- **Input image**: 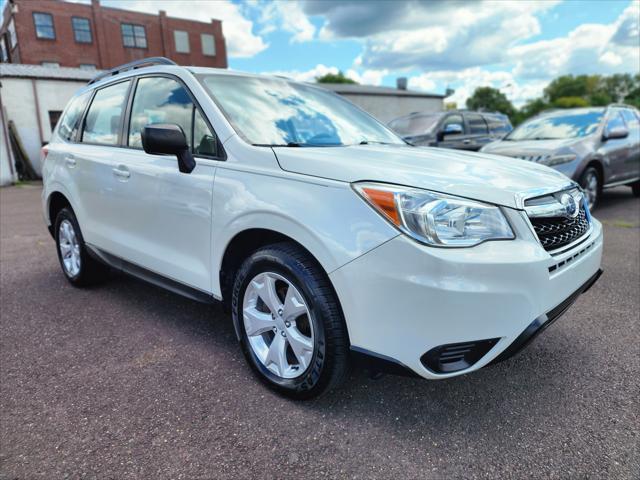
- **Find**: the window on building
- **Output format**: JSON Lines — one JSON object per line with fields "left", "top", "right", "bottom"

{"left": 8, "top": 20, "right": 17, "bottom": 48}
{"left": 466, "top": 113, "right": 488, "bottom": 134}
{"left": 174, "top": 30, "right": 189, "bottom": 53}
{"left": 82, "top": 80, "right": 131, "bottom": 145}
{"left": 33, "top": 12, "right": 55, "bottom": 40}
{"left": 41, "top": 61, "right": 60, "bottom": 67}
{"left": 79, "top": 64, "right": 96, "bottom": 70}
{"left": 121, "top": 23, "right": 147, "bottom": 48}
{"left": 48, "top": 111, "right": 63, "bottom": 134}
{"left": 127, "top": 76, "right": 217, "bottom": 156}
{"left": 201, "top": 33, "right": 215, "bottom": 56}
{"left": 57, "top": 91, "right": 92, "bottom": 142}
{"left": 72, "top": 17, "right": 92, "bottom": 43}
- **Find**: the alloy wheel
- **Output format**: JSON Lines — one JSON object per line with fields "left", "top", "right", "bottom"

{"left": 58, "top": 219, "right": 81, "bottom": 277}
{"left": 242, "top": 272, "right": 315, "bottom": 379}
{"left": 583, "top": 171, "right": 599, "bottom": 210}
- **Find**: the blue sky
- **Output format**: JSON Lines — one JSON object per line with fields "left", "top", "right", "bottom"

{"left": 5, "top": 0, "right": 639, "bottom": 106}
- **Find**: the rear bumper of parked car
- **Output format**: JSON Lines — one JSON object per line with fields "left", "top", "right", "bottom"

{"left": 330, "top": 218, "right": 603, "bottom": 379}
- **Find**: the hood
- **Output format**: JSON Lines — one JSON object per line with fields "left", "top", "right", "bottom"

{"left": 273, "top": 144, "right": 573, "bottom": 209}
{"left": 481, "top": 138, "right": 581, "bottom": 159}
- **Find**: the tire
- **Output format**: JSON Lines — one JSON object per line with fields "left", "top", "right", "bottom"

{"left": 231, "top": 242, "right": 350, "bottom": 399}
{"left": 580, "top": 166, "right": 601, "bottom": 210}
{"left": 632, "top": 181, "right": 640, "bottom": 198}
{"left": 54, "top": 207, "right": 108, "bottom": 286}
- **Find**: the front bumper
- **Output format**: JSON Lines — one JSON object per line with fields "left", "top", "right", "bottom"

{"left": 330, "top": 216, "right": 603, "bottom": 380}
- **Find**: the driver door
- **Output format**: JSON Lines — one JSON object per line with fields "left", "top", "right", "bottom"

{"left": 109, "top": 75, "right": 221, "bottom": 292}
{"left": 436, "top": 114, "right": 468, "bottom": 149}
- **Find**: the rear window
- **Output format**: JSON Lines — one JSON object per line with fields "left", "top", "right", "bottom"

{"left": 466, "top": 113, "right": 488, "bottom": 134}
{"left": 484, "top": 115, "right": 512, "bottom": 135}
{"left": 56, "top": 91, "right": 92, "bottom": 142}
{"left": 82, "top": 80, "right": 131, "bottom": 146}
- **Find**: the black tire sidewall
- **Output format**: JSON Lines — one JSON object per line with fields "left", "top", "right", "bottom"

{"left": 232, "top": 248, "right": 336, "bottom": 398}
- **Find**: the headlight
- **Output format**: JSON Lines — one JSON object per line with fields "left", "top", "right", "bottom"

{"left": 540, "top": 154, "right": 577, "bottom": 166}
{"left": 353, "top": 182, "right": 514, "bottom": 247}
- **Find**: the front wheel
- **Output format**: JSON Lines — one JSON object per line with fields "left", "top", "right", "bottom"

{"left": 232, "top": 243, "right": 350, "bottom": 399}
{"left": 580, "top": 167, "right": 600, "bottom": 210}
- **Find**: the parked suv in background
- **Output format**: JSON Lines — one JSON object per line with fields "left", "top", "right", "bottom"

{"left": 43, "top": 58, "right": 602, "bottom": 399}
{"left": 481, "top": 106, "right": 640, "bottom": 209}
{"left": 388, "top": 110, "right": 512, "bottom": 150}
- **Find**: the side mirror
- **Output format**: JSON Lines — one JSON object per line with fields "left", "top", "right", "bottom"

{"left": 438, "top": 123, "right": 463, "bottom": 141}
{"left": 603, "top": 126, "right": 629, "bottom": 141}
{"left": 141, "top": 123, "right": 195, "bottom": 174}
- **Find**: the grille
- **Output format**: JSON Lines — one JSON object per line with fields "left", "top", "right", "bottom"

{"left": 530, "top": 206, "right": 589, "bottom": 251}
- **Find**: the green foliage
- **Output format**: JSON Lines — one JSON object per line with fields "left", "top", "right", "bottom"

{"left": 465, "top": 87, "right": 516, "bottom": 118}
{"left": 473, "top": 73, "right": 640, "bottom": 126}
{"left": 315, "top": 71, "right": 357, "bottom": 84}
{"left": 444, "top": 101, "right": 457, "bottom": 110}
{"left": 552, "top": 96, "right": 590, "bottom": 108}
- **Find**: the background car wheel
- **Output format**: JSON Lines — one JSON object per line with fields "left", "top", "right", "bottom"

{"left": 580, "top": 167, "right": 601, "bottom": 210}
{"left": 232, "top": 242, "right": 350, "bottom": 399}
{"left": 54, "top": 207, "right": 108, "bottom": 286}
{"left": 631, "top": 181, "right": 640, "bottom": 198}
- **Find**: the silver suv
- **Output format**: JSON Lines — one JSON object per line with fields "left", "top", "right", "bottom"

{"left": 481, "top": 105, "right": 640, "bottom": 208}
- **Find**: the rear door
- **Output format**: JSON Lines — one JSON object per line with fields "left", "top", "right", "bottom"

{"left": 73, "top": 79, "right": 133, "bottom": 250}
{"left": 107, "top": 75, "right": 220, "bottom": 292}
{"left": 463, "top": 112, "right": 491, "bottom": 151}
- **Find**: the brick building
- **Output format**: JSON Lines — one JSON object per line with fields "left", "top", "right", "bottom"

{"left": 0, "top": 0, "right": 227, "bottom": 69}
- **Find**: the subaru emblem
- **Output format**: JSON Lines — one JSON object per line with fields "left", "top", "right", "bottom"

{"left": 560, "top": 193, "right": 579, "bottom": 218}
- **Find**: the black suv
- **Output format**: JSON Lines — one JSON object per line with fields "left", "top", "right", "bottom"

{"left": 388, "top": 110, "right": 512, "bottom": 151}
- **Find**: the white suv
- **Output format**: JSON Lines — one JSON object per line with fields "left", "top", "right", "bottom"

{"left": 42, "top": 58, "right": 603, "bottom": 399}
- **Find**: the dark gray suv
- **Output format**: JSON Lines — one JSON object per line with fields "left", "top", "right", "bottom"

{"left": 388, "top": 110, "right": 512, "bottom": 151}
{"left": 481, "top": 105, "right": 640, "bottom": 208}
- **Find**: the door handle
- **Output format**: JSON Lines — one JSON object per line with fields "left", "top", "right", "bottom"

{"left": 65, "top": 156, "right": 77, "bottom": 167}
{"left": 112, "top": 166, "right": 130, "bottom": 179}
{"left": 463, "top": 139, "right": 472, "bottom": 144}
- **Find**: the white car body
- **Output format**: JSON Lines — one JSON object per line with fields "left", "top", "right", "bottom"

{"left": 42, "top": 65, "right": 603, "bottom": 381}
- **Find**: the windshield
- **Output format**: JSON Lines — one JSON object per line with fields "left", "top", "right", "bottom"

{"left": 199, "top": 74, "right": 404, "bottom": 147}
{"left": 389, "top": 114, "right": 440, "bottom": 137}
{"left": 507, "top": 110, "right": 604, "bottom": 140}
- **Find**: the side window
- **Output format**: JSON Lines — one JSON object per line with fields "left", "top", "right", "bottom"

{"left": 606, "top": 111, "right": 625, "bottom": 132}
{"left": 57, "top": 91, "right": 92, "bottom": 142}
{"left": 620, "top": 109, "right": 639, "bottom": 130}
{"left": 442, "top": 114, "right": 464, "bottom": 134}
{"left": 128, "top": 77, "right": 193, "bottom": 149}
{"left": 485, "top": 116, "right": 511, "bottom": 135}
{"left": 82, "top": 80, "right": 130, "bottom": 145}
{"left": 467, "top": 113, "right": 488, "bottom": 135}
{"left": 193, "top": 109, "right": 217, "bottom": 156}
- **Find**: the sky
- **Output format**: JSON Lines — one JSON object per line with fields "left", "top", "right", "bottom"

{"left": 5, "top": 0, "right": 639, "bottom": 107}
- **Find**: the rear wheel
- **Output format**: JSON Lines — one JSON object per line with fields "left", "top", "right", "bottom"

{"left": 580, "top": 167, "right": 600, "bottom": 210}
{"left": 232, "top": 243, "right": 350, "bottom": 399}
{"left": 54, "top": 208, "right": 108, "bottom": 286}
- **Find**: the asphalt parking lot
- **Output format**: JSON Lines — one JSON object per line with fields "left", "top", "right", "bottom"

{"left": 1, "top": 183, "right": 638, "bottom": 479}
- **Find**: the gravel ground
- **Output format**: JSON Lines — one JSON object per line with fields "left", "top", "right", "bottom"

{"left": 1, "top": 183, "right": 638, "bottom": 479}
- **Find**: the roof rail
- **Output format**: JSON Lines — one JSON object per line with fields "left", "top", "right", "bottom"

{"left": 89, "top": 57, "right": 177, "bottom": 85}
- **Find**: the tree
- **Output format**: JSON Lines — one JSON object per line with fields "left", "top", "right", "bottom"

{"left": 444, "top": 102, "right": 457, "bottom": 110}
{"left": 552, "top": 96, "right": 590, "bottom": 108}
{"left": 315, "top": 71, "right": 357, "bottom": 84}
{"left": 465, "top": 87, "right": 516, "bottom": 118}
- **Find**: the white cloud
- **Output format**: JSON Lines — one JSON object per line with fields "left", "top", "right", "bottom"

{"left": 98, "top": 0, "right": 268, "bottom": 57}
{"left": 262, "top": 64, "right": 339, "bottom": 82}
{"left": 259, "top": 1, "right": 316, "bottom": 43}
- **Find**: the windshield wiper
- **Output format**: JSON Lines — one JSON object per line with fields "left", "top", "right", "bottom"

{"left": 358, "top": 140, "right": 396, "bottom": 146}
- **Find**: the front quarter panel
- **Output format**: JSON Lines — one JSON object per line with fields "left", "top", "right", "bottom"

{"left": 210, "top": 142, "right": 399, "bottom": 297}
